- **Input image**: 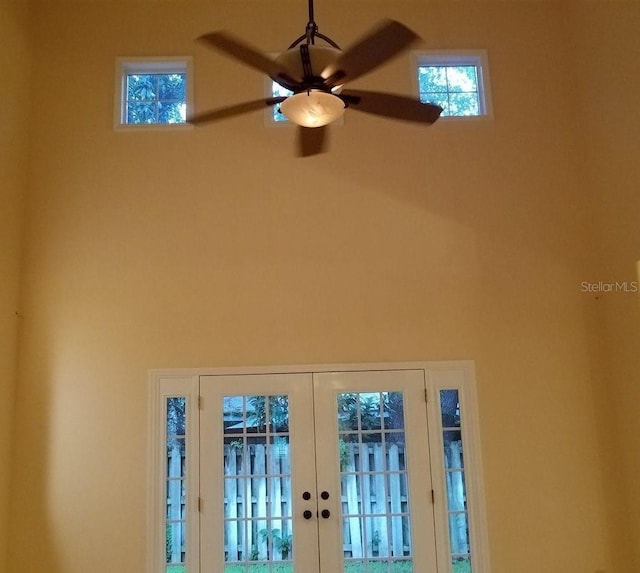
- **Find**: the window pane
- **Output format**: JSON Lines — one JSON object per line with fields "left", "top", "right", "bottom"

{"left": 448, "top": 511, "right": 471, "bottom": 557}
{"left": 272, "top": 81, "right": 292, "bottom": 122}
{"left": 127, "top": 102, "right": 156, "bottom": 124}
{"left": 446, "top": 470, "right": 467, "bottom": 512}
{"left": 382, "top": 392, "right": 404, "bottom": 430}
{"left": 167, "top": 398, "right": 186, "bottom": 436}
{"left": 418, "top": 61, "right": 483, "bottom": 117}
{"left": 166, "top": 397, "right": 186, "bottom": 567}
{"left": 127, "top": 74, "right": 156, "bottom": 100}
{"left": 440, "top": 390, "right": 460, "bottom": 428}
{"left": 418, "top": 66, "right": 448, "bottom": 93}
{"left": 269, "top": 395, "right": 289, "bottom": 433}
{"left": 440, "top": 390, "right": 473, "bottom": 573}
{"left": 446, "top": 66, "right": 478, "bottom": 93}
{"left": 448, "top": 93, "right": 479, "bottom": 116}
{"left": 159, "top": 102, "right": 186, "bottom": 124}
{"left": 158, "top": 73, "right": 186, "bottom": 100}
{"left": 338, "top": 393, "right": 360, "bottom": 432}
{"left": 419, "top": 92, "right": 448, "bottom": 113}
{"left": 359, "top": 393, "right": 382, "bottom": 430}
{"left": 337, "top": 392, "right": 413, "bottom": 573}
{"left": 222, "top": 395, "right": 294, "bottom": 570}
{"left": 121, "top": 65, "right": 189, "bottom": 126}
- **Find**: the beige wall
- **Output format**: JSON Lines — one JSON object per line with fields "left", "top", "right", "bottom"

{"left": 4, "top": 1, "right": 638, "bottom": 572}
{"left": 568, "top": 4, "right": 640, "bottom": 566}
{"left": 0, "top": 2, "right": 30, "bottom": 571}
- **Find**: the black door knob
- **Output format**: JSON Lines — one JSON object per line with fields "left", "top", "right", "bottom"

{"left": 321, "top": 509, "right": 330, "bottom": 519}
{"left": 303, "top": 510, "right": 313, "bottom": 520}
{"left": 302, "top": 491, "right": 311, "bottom": 500}
{"left": 321, "top": 491, "right": 330, "bottom": 500}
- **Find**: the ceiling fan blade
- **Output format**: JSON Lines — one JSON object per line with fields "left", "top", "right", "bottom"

{"left": 189, "top": 97, "right": 287, "bottom": 124}
{"left": 198, "top": 31, "right": 303, "bottom": 87}
{"left": 341, "top": 90, "right": 443, "bottom": 124}
{"left": 297, "top": 125, "right": 328, "bottom": 157}
{"left": 321, "top": 19, "right": 419, "bottom": 86}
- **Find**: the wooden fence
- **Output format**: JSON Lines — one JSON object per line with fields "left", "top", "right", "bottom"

{"left": 166, "top": 440, "right": 465, "bottom": 563}
{"left": 219, "top": 442, "right": 410, "bottom": 561}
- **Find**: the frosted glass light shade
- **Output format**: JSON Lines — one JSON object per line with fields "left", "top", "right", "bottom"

{"left": 279, "top": 90, "right": 346, "bottom": 128}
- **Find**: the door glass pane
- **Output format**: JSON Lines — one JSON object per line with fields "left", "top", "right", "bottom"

{"left": 337, "top": 392, "right": 413, "bottom": 573}
{"left": 166, "top": 397, "right": 186, "bottom": 572}
{"left": 223, "top": 395, "right": 293, "bottom": 573}
{"left": 440, "top": 389, "right": 472, "bottom": 573}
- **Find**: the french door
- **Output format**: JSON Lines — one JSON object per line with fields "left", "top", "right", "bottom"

{"left": 199, "top": 370, "right": 438, "bottom": 573}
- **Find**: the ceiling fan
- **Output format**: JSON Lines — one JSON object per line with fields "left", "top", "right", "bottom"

{"left": 190, "top": 0, "right": 443, "bottom": 156}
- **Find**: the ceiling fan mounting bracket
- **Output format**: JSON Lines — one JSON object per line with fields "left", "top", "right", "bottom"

{"left": 288, "top": 24, "right": 341, "bottom": 50}
{"left": 286, "top": 0, "right": 341, "bottom": 49}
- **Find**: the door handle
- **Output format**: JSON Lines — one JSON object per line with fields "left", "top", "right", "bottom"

{"left": 321, "top": 509, "right": 330, "bottom": 519}
{"left": 303, "top": 510, "right": 313, "bottom": 520}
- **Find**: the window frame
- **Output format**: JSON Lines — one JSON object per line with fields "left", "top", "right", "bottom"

{"left": 414, "top": 50, "right": 493, "bottom": 120}
{"left": 148, "top": 361, "right": 489, "bottom": 573}
{"left": 426, "top": 364, "right": 491, "bottom": 573}
{"left": 147, "top": 374, "right": 200, "bottom": 573}
{"left": 115, "top": 57, "right": 194, "bottom": 130}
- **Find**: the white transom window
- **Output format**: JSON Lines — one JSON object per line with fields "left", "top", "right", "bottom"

{"left": 115, "top": 57, "right": 193, "bottom": 128}
{"left": 416, "top": 51, "right": 492, "bottom": 118}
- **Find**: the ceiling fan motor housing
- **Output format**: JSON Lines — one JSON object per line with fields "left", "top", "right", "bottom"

{"left": 272, "top": 45, "right": 343, "bottom": 93}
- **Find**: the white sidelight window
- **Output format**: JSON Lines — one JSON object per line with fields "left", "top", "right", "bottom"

{"left": 148, "top": 362, "right": 489, "bottom": 573}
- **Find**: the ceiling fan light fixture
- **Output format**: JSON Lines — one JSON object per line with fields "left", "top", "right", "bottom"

{"left": 280, "top": 90, "right": 345, "bottom": 128}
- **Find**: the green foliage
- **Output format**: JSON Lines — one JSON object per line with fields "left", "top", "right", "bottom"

{"left": 452, "top": 558, "right": 472, "bottom": 573}
{"left": 167, "top": 397, "right": 186, "bottom": 436}
{"left": 247, "top": 395, "right": 289, "bottom": 432}
{"left": 337, "top": 393, "right": 379, "bottom": 431}
{"left": 225, "top": 564, "right": 292, "bottom": 573}
{"left": 337, "top": 392, "right": 406, "bottom": 432}
{"left": 337, "top": 391, "right": 406, "bottom": 469}
{"left": 343, "top": 560, "right": 413, "bottom": 573}
{"left": 370, "top": 530, "right": 381, "bottom": 554}
{"left": 338, "top": 438, "right": 349, "bottom": 471}
{"left": 418, "top": 64, "right": 480, "bottom": 117}
{"left": 126, "top": 73, "right": 186, "bottom": 124}
{"left": 223, "top": 560, "right": 416, "bottom": 573}
{"left": 166, "top": 524, "right": 172, "bottom": 563}
{"left": 259, "top": 528, "right": 293, "bottom": 559}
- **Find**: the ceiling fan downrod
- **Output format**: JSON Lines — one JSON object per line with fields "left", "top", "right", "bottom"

{"left": 288, "top": 0, "right": 340, "bottom": 50}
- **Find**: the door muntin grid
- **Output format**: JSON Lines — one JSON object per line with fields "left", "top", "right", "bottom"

{"left": 440, "top": 389, "right": 472, "bottom": 573}
{"left": 166, "top": 397, "right": 187, "bottom": 571}
{"left": 222, "top": 395, "right": 294, "bottom": 573}
{"left": 336, "top": 392, "right": 413, "bottom": 573}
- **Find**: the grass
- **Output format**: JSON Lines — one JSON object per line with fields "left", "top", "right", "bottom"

{"left": 222, "top": 560, "right": 414, "bottom": 573}
{"left": 452, "top": 558, "right": 472, "bottom": 573}
{"left": 168, "top": 558, "right": 471, "bottom": 573}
